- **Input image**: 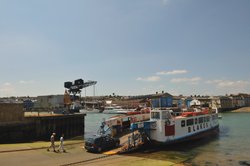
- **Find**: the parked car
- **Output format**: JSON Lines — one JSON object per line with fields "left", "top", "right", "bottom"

{"left": 85, "top": 134, "right": 120, "bottom": 153}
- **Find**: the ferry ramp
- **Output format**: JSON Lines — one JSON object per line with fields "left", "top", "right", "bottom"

{"left": 102, "top": 130, "right": 145, "bottom": 155}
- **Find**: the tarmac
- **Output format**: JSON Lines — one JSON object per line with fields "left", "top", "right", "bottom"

{"left": 0, "top": 138, "right": 183, "bottom": 166}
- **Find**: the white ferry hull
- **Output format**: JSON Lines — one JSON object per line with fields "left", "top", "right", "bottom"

{"left": 131, "top": 105, "right": 220, "bottom": 146}
{"left": 151, "top": 124, "right": 219, "bottom": 145}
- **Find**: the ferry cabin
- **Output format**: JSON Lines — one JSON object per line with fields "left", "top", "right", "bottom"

{"left": 148, "top": 109, "right": 219, "bottom": 144}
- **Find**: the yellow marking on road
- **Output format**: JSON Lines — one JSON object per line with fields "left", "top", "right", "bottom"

{"left": 103, "top": 151, "right": 117, "bottom": 155}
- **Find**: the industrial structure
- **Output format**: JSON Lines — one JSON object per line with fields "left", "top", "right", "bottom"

{"left": 64, "top": 79, "right": 97, "bottom": 112}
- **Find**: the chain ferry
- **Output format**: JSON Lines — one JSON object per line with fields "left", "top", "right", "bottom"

{"left": 131, "top": 100, "right": 219, "bottom": 145}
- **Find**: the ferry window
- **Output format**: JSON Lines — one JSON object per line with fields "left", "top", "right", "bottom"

{"left": 203, "top": 123, "right": 205, "bottom": 128}
{"left": 197, "top": 125, "right": 199, "bottom": 130}
{"left": 206, "top": 123, "right": 208, "bottom": 128}
{"left": 162, "top": 111, "right": 167, "bottom": 119}
{"left": 203, "top": 117, "right": 206, "bottom": 122}
{"left": 195, "top": 118, "right": 198, "bottom": 124}
{"left": 198, "top": 117, "right": 204, "bottom": 123}
{"left": 181, "top": 120, "right": 185, "bottom": 127}
{"left": 151, "top": 112, "right": 160, "bottom": 119}
{"left": 212, "top": 115, "right": 218, "bottom": 120}
{"left": 188, "top": 127, "right": 191, "bottom": 133}
{"left": 200, "top": 124, "right": 203, "bottom": 129}
{"left": 207, "top": 117, "right": 210, "bottom": 121}
{"left": 187, "top": 119, "right": 194, "bottom": 126}
{"left": 162, "top": 111, "right": 171, "bottom": 119}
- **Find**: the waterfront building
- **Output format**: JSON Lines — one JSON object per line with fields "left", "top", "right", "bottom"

{"left": 230, "top": 94, "right": 245, "bottom": 108}
{"left": 238, "top": 93, "right": 250, "bottom": 107}
{"left": 185, "top": 97, "right": 193, "bottom": 108}
{"left": 210, "top": 96, "right": 221, "bottom": 109}
{"left": 150, "top": 92, "right": 173, "bottom": 108}
{"left": 36, "top": 95, "right": 64, "bottom": 110}
{"left": 219, "top": 96, "right": 234, "bottom": 111}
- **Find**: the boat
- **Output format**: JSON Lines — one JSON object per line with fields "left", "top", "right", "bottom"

{"left": 131, "top": 100, "right": 219, "bottom": 145}
{"left": 103, "top": 105, "right": 129, "bottom": 114}
{"left": 79, "top": 108, "right": 102, "bottom": 114}
{"left": 126, "top": 107, "right": 151, "bottom": 115}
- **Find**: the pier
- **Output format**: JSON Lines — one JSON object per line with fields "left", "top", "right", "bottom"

{"left": 0, "top": 103, "right": 85, "bottom": 143}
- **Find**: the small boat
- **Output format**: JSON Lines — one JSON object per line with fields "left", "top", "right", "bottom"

{"left": 103, "top": 106, "right": 129, "bottom": 114}
{"left": 126, "top": 107, "right": 151, "bottom": 115}
{"left": 79, "top": 107, "right": 102, "bottom": 114}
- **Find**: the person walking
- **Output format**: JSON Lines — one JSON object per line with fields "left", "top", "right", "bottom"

{"left": 47, "top": 133, "right": 56, "bottom": 152}
{"left": 58, "top": 134, "right": 66, "bottom": 153}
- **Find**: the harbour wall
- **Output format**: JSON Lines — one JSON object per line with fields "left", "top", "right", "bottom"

{"left": 0, "top": 103, "right": 85, "bottom": 143}
{"left": 0, "top": 103, "right": 24, "bottom": 122}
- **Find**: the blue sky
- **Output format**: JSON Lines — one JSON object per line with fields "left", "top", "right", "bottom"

{"left": 0, "top": 0, "right": 250, "bottom": 97}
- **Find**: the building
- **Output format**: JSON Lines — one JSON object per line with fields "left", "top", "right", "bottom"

{"left": 172, "top": 96, "right": 185, "bottom": 108}
{"left": 196, "top": 96, "right": 221, "bottom": 109}
{"left": 185, "top": 97, "right": 193, "bottom": 108}
{"left": 230, "top": 94, "right": 245, "bottom": 108}
{"left": 150, "top": 92, "right": 173, "bottom": 108}
{"left": 219, "top": 96, "right": 234, "bottom": 111}
{"left": 35, "top": 95, "right": 64, "bottom": 110}
{"left": 238, "top": 93, "right": 250, "bottom": 107}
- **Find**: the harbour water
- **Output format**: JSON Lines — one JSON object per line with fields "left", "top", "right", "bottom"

{"left": 84, "top": 112, "right": 250, "bottom": 165}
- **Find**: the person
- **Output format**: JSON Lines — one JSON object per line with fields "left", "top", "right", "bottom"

{"left": 47, "top": 133, "right": 56, "bottom": 152}
{"left": 58, "top": 134, "right": 66, "bottom": 152}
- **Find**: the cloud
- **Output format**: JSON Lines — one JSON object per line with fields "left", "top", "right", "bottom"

{"left": 170, "top": 77, "right": 201, "bottom": 84}
{"left": 206, "top": 79, "right": 250, "bottom": 88}
{"left": 4, "top": 82, "right": 12, "bottom": 86}
{"left": 19, "top": 80, "right": 35, "bottom": 84}
{"left": 156, "top": 70, "right": 188, "bottom": 75}
{"left": 136, "top": 76, "right": 161, "bottom": 82}
{"left": 0, "top": 82, "right": 15, "bottom": 96}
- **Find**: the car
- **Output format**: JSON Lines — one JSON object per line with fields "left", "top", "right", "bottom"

{"left": 85, "top": 134, "right": 120, "bottom": 153}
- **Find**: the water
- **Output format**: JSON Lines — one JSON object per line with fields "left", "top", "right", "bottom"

{"left": 84, "top": 113, "right": 115, "bottom": 138}
{"left": 187, "top": 112, "right": 250, "bottom": 165}
{"left": 84, "top": 112, "right": 250, "bottom": 165}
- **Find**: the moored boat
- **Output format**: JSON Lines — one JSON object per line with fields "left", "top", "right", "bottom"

{"left": 79, "top": 108, "right": 102, "bottom": 114}
{"left": 103, "top": 106, "right": 129, "bottom": 114}
{"left": 131, "top": 100, "right": 219, "bottom": 145}
{"left": 126, "top": 107, "right": 151, "bottom": 115}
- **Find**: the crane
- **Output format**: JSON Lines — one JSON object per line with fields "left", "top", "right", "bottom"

{"left": 64, "top": 79, "right": 97, "bottom": 112}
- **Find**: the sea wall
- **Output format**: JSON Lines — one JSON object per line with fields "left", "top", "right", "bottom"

{"left": 0, "top": 103, "right": 24, "bottom": 122}
{"left": 0, "top": 111, "right": 85, "bottom": 143}
{"left": 27, "top": 114, "right": 85, "bottom": 140}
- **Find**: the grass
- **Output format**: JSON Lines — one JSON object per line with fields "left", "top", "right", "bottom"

{"left": 0, "top": 137, "right": 84, "bottom": 151}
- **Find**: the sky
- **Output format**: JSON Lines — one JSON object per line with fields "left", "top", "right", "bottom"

{"left": 0, "top": 0, "right": 250, "bottom": 97}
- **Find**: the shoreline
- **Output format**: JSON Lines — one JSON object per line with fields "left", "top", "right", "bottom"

{"left": 231, "top": 107, "right": 250, "bottom": 113}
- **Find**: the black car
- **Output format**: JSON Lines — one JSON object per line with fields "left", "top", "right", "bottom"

{"left": 85, "top": 135, "right": 120, "bottom": 153}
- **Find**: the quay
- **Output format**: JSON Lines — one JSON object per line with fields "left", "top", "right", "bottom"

{"left": 0, "top": 139, "right": 183, "bottom": 166}
{"left": 0, "top": 103, "right": 85, "bottom": 143}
